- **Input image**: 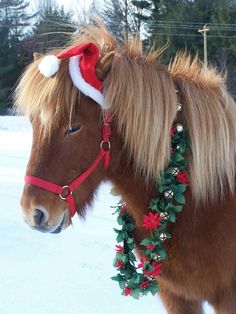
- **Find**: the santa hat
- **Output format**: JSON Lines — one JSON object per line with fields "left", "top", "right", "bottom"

{"left": 38, "top": 42, "right": 104, "bottom": 107}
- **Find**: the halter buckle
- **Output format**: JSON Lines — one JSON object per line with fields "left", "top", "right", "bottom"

{"left": 59, "top": 185, "right": 72, "bottom": 200}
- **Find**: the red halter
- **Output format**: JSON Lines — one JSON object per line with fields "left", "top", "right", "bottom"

{"left": 24, "top": 113, "right": 112, "bottom": 217}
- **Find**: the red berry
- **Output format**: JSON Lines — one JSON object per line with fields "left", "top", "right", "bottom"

{"left": 116, "top": 260, "right": 124, "bottom": 269}
{"left": 140, "top": 281, "right": 150, "bottom": 289}
{"left": 124, "top": 287, "right": 132, "bottom": 296}
{"left": 120, "top": 203, "right": 127, "bottom": 215}
{"left": 146, "top": 244, "right": 155, "bottom": 250}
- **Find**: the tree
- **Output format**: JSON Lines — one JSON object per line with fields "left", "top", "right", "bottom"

{"left": 0, "top": 0, "right": 34, "bottom": 113}
{"left": 131, "top": 0, "right": 152, "bottom": 33}
{"left": 147, "top": 0, "right": 236, "bottom": 96}
{"left": 102, "top": 0, "right": 151, "bottom": 40}
{"left": 148, "top": 0, "right": 236, "bottom": 61}
{"left": 32, "top": 0, "right": 76, "bottom": 53}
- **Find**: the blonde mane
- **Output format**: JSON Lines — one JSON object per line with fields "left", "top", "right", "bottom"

{"left": 14, "top": 23, "right": 236, "bottom": 203}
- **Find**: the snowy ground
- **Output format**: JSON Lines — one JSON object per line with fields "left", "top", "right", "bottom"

{"left": 0, "top": 116, "right": 214, "bottom": 314}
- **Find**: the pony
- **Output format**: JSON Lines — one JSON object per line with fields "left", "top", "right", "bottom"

{"left": 14, "top": 23, "right": 236, "bottom": 313}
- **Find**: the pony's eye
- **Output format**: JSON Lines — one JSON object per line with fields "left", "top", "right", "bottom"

{"left": 65, "top": 125, "right": 81, "bottom": 136}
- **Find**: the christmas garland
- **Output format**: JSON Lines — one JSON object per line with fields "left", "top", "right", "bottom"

{"left": 112, "top": 122, "right": 190, "bottom": 299}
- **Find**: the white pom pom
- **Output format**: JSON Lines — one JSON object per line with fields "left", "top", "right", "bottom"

{"left": 38, "top": 55, "right": 60, "bottom": 77}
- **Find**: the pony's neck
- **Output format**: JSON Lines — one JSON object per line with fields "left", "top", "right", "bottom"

{"left": 109, "top": 161, "right": 155, "bottom": 240}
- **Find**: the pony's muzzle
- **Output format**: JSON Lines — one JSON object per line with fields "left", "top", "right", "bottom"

{"left": 20, "top": 185, "right": 70, "bottom": 234}
{"left": 30, "top": 206, "right": 67, "bottom": 234}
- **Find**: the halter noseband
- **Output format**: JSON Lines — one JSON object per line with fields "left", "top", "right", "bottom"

{"left": 24, "top": 113, "right": 112, "bottom": 217}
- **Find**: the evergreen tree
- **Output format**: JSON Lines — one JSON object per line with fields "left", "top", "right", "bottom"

{"left": 0, "top": 0, "right": 33, "bottom": 113}
{"left": 32, "top": 0, "right": 76, "bottom": 53}
{"left": 147, "top": 0, "right": 236, "bottom": 95}
{"left": 131, "top": 0, "right": 151, "bottom": 33}
{"left": 148, "top": 0, "right": 236, "bottom": 63}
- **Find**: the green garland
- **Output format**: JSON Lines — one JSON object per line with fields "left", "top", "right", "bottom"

{"left": 112, "top": 123, "right": 190, "bottom": 299}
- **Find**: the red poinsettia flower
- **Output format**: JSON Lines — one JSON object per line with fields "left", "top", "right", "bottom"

{"left": 140, "top": 281, "right": 150, "bottom": 289}
{"left": 137, "top": 256, "right": 149, "bottom": 269}
{"left": 115, "top": 245, "right": 123, "bottom": 253}
{"left": 116, "top": 260, "right": 124, "bottom": 269}
{"left": 143, "top": 212, "right": 161, "bottom": 230}
{"left": 144, "top": 262, "right": 162, "bottom": 277}
{"left": 124, "top": 287, "right": 132, "bottom": 296}
{"left": 146, "top": 244, "right": 155, "bottom": 250}
{"left": 170, "top": 126, "right": 175, "bottom": 137}
{"left": 176, "top": 171, "right": 189, "bottom": 185}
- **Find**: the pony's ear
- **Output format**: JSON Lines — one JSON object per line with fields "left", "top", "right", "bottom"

{"left": 33, "top": 52, "right": 42, "bottom": 61}
{"left": 96, "top": 51, "right": 115, "bottom": 80}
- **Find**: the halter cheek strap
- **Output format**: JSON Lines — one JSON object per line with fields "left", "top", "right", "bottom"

{"left": 24, "top": 116, "right": 111, "bottom": 217}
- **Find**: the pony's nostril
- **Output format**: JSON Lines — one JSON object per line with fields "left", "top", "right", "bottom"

{"left": 34, "top": 208, "right": 46, "bottom": 226}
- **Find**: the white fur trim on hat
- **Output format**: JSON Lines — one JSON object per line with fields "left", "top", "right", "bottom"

{"left": 69, "top": 55, "right": 105, "bottom": 108}
{"left": 38, "top": 55, "right": 60, "bottom": 77}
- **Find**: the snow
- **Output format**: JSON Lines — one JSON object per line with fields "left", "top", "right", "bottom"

{"left": 0, "top": 116, "right": 214, "bottom": 314}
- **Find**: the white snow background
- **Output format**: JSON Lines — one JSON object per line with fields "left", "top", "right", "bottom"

{"left": 0, "top": 116, "right": 214, "bottom": 314}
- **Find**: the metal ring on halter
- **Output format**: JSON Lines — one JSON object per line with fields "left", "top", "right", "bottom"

{"left": 59, "top": 185, "right": 72, "bottom": 200}
{"left": 100, "top": 140, "right": 111, "bottom": 151}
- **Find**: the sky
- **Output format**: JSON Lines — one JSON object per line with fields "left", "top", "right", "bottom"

{"left": 54, "top": 0, "right": 104, "bottom": 22}
{"left": 57, "top": 0, "right": 103, "bottom": 12}
{"left": 57, "top": 0, "right": 90, "bottom": 10}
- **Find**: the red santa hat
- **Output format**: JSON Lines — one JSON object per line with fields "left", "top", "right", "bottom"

{"left": 38, "top": 42, "right": 104, "bottom": 107}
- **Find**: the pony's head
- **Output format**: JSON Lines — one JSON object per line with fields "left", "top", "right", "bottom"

{"left": 14, "top": 25, "right": 120, "bottom": 233}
